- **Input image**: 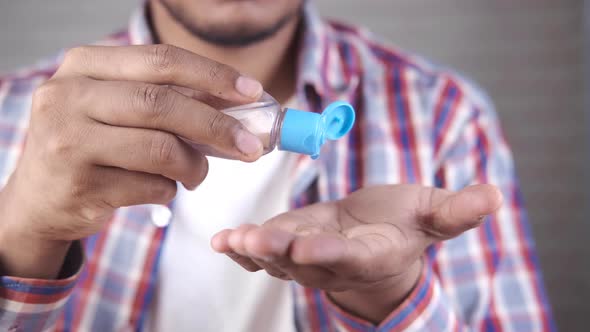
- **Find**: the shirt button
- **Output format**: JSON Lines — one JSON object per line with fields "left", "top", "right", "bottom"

{"left": 150, "top": 204, "right": 173, "bottom": 227}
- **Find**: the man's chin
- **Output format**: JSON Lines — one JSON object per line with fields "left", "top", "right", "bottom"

{"left": 167, "top": 7, "right": 298, "bottom": 47}
{"left": 157, "top": 0, "right": 302, "bottom": 47}
{"left": 186, "top": 20, "right": 292, "bottom": 47}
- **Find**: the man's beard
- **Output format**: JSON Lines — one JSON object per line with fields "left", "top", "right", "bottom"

{"left": 158, "top": 0, "right": 302, "bottom": 47}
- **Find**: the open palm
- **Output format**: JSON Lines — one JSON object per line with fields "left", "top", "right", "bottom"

{"left": 211, "top": 184, "right": 502, "bottom": 300}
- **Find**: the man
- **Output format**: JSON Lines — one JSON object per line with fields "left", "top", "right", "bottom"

{"left": 0, "top": 0, "right": 555, "bottom": 331}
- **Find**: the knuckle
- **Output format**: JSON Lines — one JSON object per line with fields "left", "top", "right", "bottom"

{"left": 32, "top": 80, "right": 63, "bottom": 112}
{"left": 62, "top": 46, "right": 88, "bottom": 66}
{"left": 417, "top": 187, "right": 446, "bottom": 236}
{"left": 45, "top": 132, "right": 74, "bottom": 157}
{"left": 66, "top": 174, "right": 112, "bottom": 225}
{"left": 416, "top": 187, "right": 435, "bottom": 219}
{"left": 208, "top": 62, "right": 230, "bottom": 81}
{"left": 33, "top": 78, "right": 85, "bottom": 115}
{"left": 149, "top": 133, "right": 179, "bottom": 167}
{"left": 68, "top": 172, "right": 91, "bottom": 198}
{"left": 135, "top": 84, "right": 174, "bottom": 121}
{"left": 206, "top": 111, "right": 234, "bottom": 140}
{"left": 77, "top": 203, "right": 113, "bottom": 224}
{"left": 32, "top": 79, "right": 89, "bottom": 160}
{"left": 147, "top": 44, "right": 179, "bottom": 74}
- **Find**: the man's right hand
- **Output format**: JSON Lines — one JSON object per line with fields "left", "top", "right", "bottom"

{"left": 0, "top": 44, "right": 264, "bottom": 279}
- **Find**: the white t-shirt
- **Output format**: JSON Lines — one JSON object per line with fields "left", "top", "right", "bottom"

{"left": 148, "top": 101, "right": 298, "bottom": 332}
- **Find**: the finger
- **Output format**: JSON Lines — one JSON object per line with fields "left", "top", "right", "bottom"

{"left": 234, "top": 226, "right": 294, "bottom": 279}
{"left": 240, "top": 227, "right": 357, "bottom": 290}
{"left": 251, "top": 258, "right": 292, "bottom": 281}
{"left": 289, "top": 233, "right": 386, "bottom": 284}
{"left": 239, "top": 217, "right": 339, "bottom": 274}
{"left": 212, "top": 230, "right": 262, "bottom": 272}
{"left": 91, "top": 166, "right": 178, "bottom": 207}
{"left": 417, "top": 184, "right": 503, "bottom": 241}
{"left": 82, "top": 80, "right": 262, "bottom": 160}
{"left": 211, "top": 229, "right": 233, "bottom": 253}
{"left": 241, "top": 229, "right": 337, "bottom": 286}
{"left": 226, "top": 252, "right": 262, "bottom": 272}
{"left": 242, "top": 227, "right": 298, "bottom": 279}
{"left": 227, "top": 224, "right": 259, "bottom": 256}
{"left": 290, "top": 232, "right": 349, "bottom": 266}
{"left": 89, "top": 125, "right": 208, "bottom": 189}
{"left": 242, "top": 226, "right": 296, "bottom": 261}
{"left": 240, "top": 227, "right": 344, "bottom": 282}
{"left": 170, "top": 86, "right": 240, "bottom": 110}
{"left": 55, "top": 45, "right": 263, "bottom": 101}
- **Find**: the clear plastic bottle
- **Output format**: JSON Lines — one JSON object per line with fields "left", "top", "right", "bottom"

{"left": 222, "top": 92, "right": 355, "bottom": 159}
{"left": 149, "top": 93, "right": 355, "bottom": 228}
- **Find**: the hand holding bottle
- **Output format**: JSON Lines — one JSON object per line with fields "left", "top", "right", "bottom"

{"left": 0, "top": 44, "right": 264, "bottom": 279}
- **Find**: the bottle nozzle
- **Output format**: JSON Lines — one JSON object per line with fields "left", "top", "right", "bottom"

{"left": 279, "top": 101, "right": 356, "bottom": 159}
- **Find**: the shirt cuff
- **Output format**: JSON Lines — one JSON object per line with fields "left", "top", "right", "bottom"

{"left": 320, "top": 261, "right": 457, "bottom": 332}
{"left": 0, "top": 240, "right": 83, "bottom": 305}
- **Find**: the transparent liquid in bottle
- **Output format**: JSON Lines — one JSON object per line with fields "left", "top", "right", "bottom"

{"left": 221, "top": 92, "right": 284, "bottom": 155}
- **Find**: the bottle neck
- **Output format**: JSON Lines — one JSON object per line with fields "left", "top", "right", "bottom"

{"left": 272, "top": 107, "right": 288, "bottom": 151}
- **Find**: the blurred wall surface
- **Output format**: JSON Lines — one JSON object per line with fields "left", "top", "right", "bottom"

{"left": 0, "top": 0, "right": 588, "bottom": 330}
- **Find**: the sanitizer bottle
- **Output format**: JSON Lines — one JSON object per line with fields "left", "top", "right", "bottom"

{"left": 149, "top": 93, "right": 355, "bottom": 228}
{"left": 222, "top": 92, "right": 355, "bottom": 159}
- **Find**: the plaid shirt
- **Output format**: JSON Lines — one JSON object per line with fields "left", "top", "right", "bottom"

{"left": 0, "top": 3, "right": 555, "bottom": 332}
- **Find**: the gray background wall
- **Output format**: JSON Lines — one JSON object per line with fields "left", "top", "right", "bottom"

{"left": 1, "top": 0, "right": 588, "bottom": 330}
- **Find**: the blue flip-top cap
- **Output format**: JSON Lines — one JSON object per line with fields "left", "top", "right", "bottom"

{"left": 279, "top": 101, "right": 355, "bottom": 159}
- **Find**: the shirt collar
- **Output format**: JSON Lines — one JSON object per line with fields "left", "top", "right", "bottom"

{"left": 295, "top": 2, "right": 360, "bottom": 102}
{"left": 126, "top": 2, "right": 360, "bottom": 103}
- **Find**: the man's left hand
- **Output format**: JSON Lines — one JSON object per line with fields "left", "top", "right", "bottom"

{"left": 211, "top": 184, "right": 502, "bottom": 323}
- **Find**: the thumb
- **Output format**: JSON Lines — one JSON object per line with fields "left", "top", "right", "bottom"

{"left": 418, "top": 184, "right": 503, "bottom": 241}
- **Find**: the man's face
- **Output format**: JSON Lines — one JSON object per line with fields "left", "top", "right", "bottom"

{"left": 158, "top": 0, "right": 304, "bottom": 47}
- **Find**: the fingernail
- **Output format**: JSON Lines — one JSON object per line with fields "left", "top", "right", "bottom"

{"left": 235, "top": 129, "right": 263, "bottom": 156}
{"left": 235, "top": 76, "right": 263, "bottom": 99}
